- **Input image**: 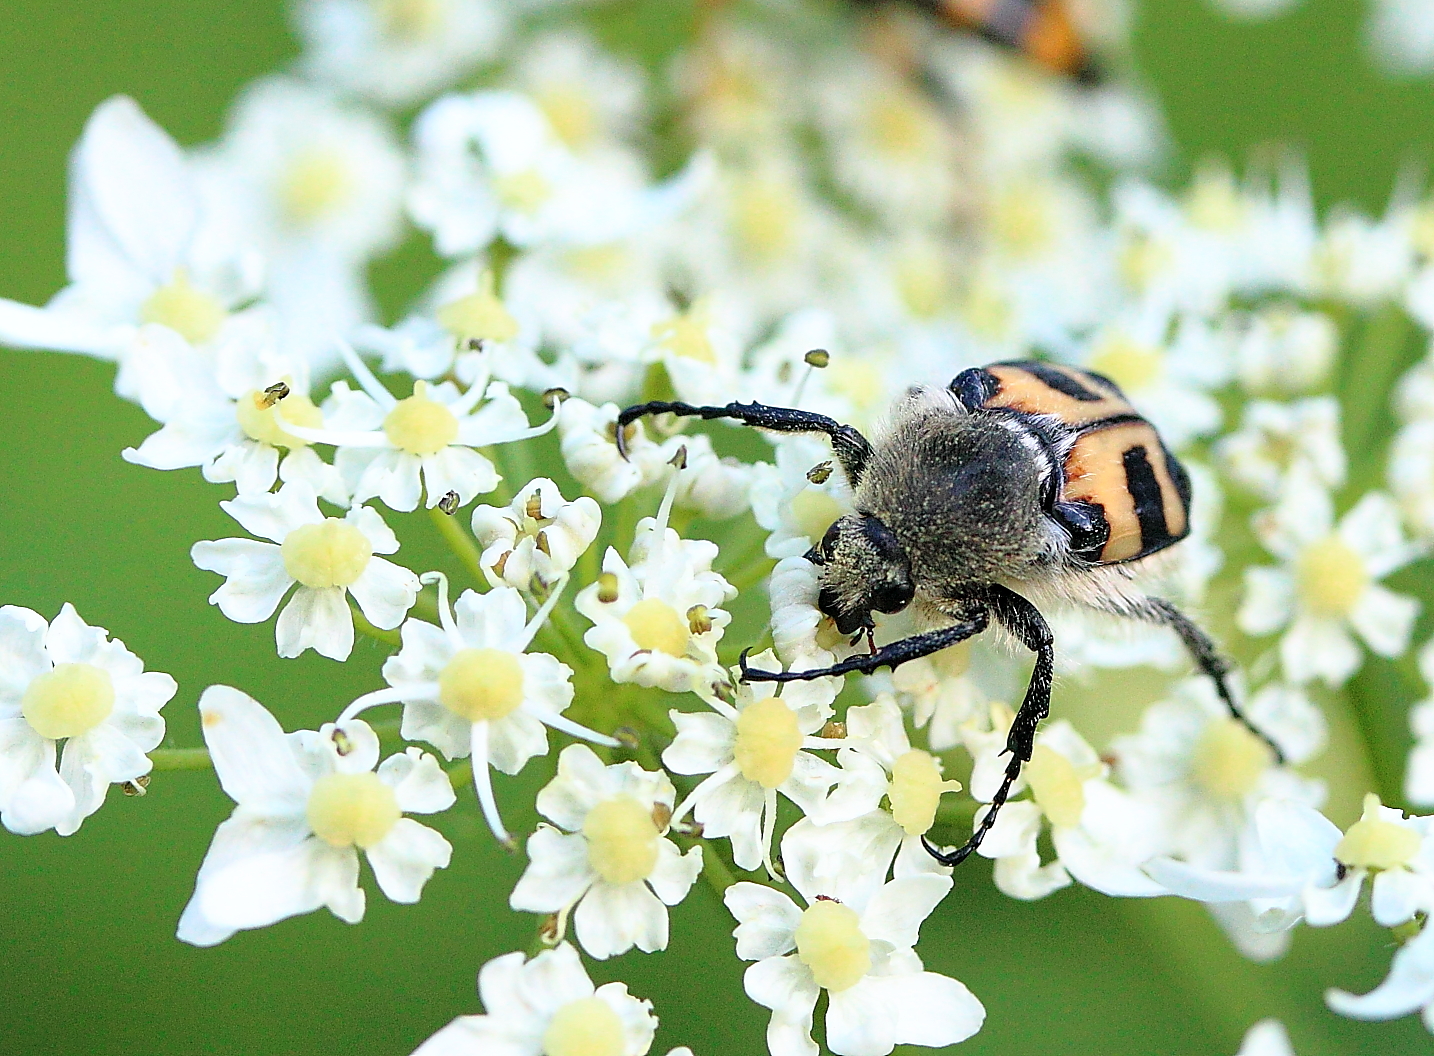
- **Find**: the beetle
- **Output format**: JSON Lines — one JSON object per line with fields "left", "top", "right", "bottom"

{"left": 617, "top": 360, "right": 1279, "bottom": 867}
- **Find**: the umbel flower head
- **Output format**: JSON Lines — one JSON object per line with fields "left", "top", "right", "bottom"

{"left": 178, "top": 686, "right": 455, "bottom": 946}
{"left": 0, "top": 603, "right": 175, "bottom": 836}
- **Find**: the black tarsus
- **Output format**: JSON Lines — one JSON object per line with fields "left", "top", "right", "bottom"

{"left": 925, "top": 585, "right": 1055, "bottom": 868}
{"left": 1141, "top": 597, "right": 1286, "bottom": 765}
{"left": 615, "top": 400, "right": 873, "bottom": 485}
{"left": 738, "top": 609, "right": 990, "bottom": 684}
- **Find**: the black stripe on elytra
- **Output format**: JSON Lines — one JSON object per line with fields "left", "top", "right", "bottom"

{"left": 1070, "top": 413, "right": 1145, "bottom": 436}
{"left": 1122, "top": 445, "right": 1174, "bottom": 555}
{"left": 950, "top": 367, "right": 1000, "bottom": 411}
{"left": 1006, "top": 361, "right": 1105, "bottom": 402}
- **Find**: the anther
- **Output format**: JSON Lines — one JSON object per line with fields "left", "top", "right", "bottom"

{"left": 259, "top": 381, "right": 291, "bottom": 408}
{"left": 525, "top": 492, "right": 545, "bottom": 521}
{"left": 437, "top": 490, "right": 460, "bottom": 515}
{"left": 806, "top": 461, "right": 834, "bottom": 485}
{"left": 814, "top": 893, "right": 840, "bottom": 902}
{"left": 614, "top": 726, "right": 642, "bottom": 750}
{"left": 651, "top": 801, "right": 673, "bottom": 832}
{"left": 121, "top": 775, "right": 151, "bottom": 797}
{"left": 804, "top": 348, "right": 830, "bottom": 369}
{"left": 542, "top": 387, "right": 570, "bottom": 410}
{"left": 331, "top": 726, "right": 355, "bottom": 756}
{"left": 712, "top": 680, "right": 737, "bottom": 705}
{"left": 467, "top": 337, "right": 485, "bottom": 351}
{"left": 597, "top": 572, "right": 619, "bottom": 603}
{"left": 818, "top": 721, "right": 847, "bottom": 740}
{"left": 669, "top": 444, "right": 688, "bottom": 470}
{"left": 687, "top": 604, "right": 713, "bottom": 635}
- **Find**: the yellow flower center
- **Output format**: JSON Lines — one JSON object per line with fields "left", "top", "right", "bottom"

{"left": 21, "top": 663, "right": 115, "bottom": 740}
{"left": 279, "top": 149, "right": 353, "bottom": 226}
{"left": 140, "top": 269, "right": 227, "bottom": 345}
{"left": 1086, "top": 333, "right": 1163, "bottom": 393}
{"left": 383, "top": 381, "right": 459, "bottom": 456}
{"left": 1118, "top": 232, "right": 1173, "bottom": 294}
{"left": 281, "top": 519, "right": 373, "bottom": 589}
{"left": 436, "top": 271, "right": 520, "bottom": 345}
{"left": 543, "top": 996, "right": 626, "bottom": 1056}
{"left": 960, "top": 276, "right": 1014, "bottom": 341}
{"left": 583, "top": 795, "right": 660, "bottom": 884}
{"left": 733, "top": 696, "right": 804, "bottom": 789}
{"left": 306, "top": 771, "right": 401, "bottom": 849}
{"left": 1335, "top": 793, "right": 1421, "bottom": 871}
{"left": 732, "top": 177, "right": 799, "bottom": 262}
{"left": 622, "top": 598, "right": 690, "bottom": 657}
{"left": 1296, "top": 536, "right": 1368, "bottom": 618}
{"left": 494, "top": 169, "right": 552, "bottom": 214}
{"left": 894, "top": 245, "right": 950, "bottom": 320}
{"left": 795, "top": 899, "right": 871, "bottom": 992}
{"left": 1025, "top": 744, "right": 1086, "bottom": 828}
{"left": 537, "top": 86, "right": 600, "bottom": 150}
{"left": 1191, "top": 717, "right": 1274, "bottom": 801}
{"left": 437, "top": 647, "right": 525, "bottom": 722}
{"left": 235, "top": 386, "right": 323, "bottom": 449}
{"left": 867, "top": 90, "right": 935, "bottom": 157}
{"left": 789, "top": 487, "right": 844, "bottom": 545}
{"left": 652, "top": 301, "right": 716, "bottom": 364}
{"left": 888, "top": 749, "right": 960, "bottom": 836}
{"left": 990, "top": 184, "right": 1054, "bottom": 259}
{"left": 1186, "top": 167, "right": 1244, "bottom": 233}
{"left": 373, "top": 0, "right": 442, "bottom": 40}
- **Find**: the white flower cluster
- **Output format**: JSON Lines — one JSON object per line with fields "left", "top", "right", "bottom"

{"left": 7, "top": 0, "right": 1434, "bottom": 1052}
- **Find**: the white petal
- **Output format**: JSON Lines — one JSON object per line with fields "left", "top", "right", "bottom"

{"left": 865, "top": 971, "right": 986, "bottom": 1049}
{"left": 1349, "top": 583, "right": 1420, "bottom": 658}
{"left": 1053, "top": 825, "right": 1168, "bottom": 898}
{"left": 421, "top": 446, "right": 499, "bottom": 506}
{"left": 411, "top": 1017, "right": 526, "bottom": 1056}
{"left": 573, "top": 879, "right": 668, "bottom": 959}
{"left": 825, "top": 978, "right": 898, "bottom": 1056}
{"left": 0, "top": 297, "right": 120, "bottom": 356}
{"left": 1281, "top": 615, "right": 1361, "bottom": 687}
{"left": 725, "top": 881, "right": 801, "bottom": 960}
{"left": 487, "top": 710, "right": 549, "bottom": 776}
{"left": 662, "top": 710, "right": 735, "bottom": 775}
{"left": 1303, "top": 870, "right": 1364, "bottom": 927}
{"left": 1238, "top": 567, "right": 1295, "bottom": 637}
{"left": 191, "top": 539, "right": 292, "bottom": 623}
{"left": 509, "top": 825, "right": 594, "bottom": 912}
{"left": 1371, "top": 869, "right": 1424, "bottom": 928}
{"left": 196, "top": 685, "right": 310, "bottom": 814}
{"left": 647, "top": 839, "right": 703, "bottom": 905}
{"left": 0, "top": 606, "right": 50, "bottom": 702}
{"left": 0, "top": 725, "right": 73, "bottom": 836}
{"left": 1326, "top": 926, "right": 1434, "bottom": 1020}
{"left": 858, "top": 875, "right": 951, "bottom": 949}
{"left": 176, "top": 812, "right": 311, "bottom": 946}
{"left": 993, "top": 848, "right": 1072, "bottom": 900}
{"left": 198, "top": 837, "right": 358, "bottom": 930}
{"left": 378, "top": 748, "right": 456, "bottom": 814}
{"left": 367, "top": 817, "right": 452, "bottom": 902}
{"left": 534, "top": 743, "right": 612, "bottom": 831}
{"left": 350, "top": 557, "right": 420, "bottom": 630}
{"left": 745, "top": 956, "right": 820, "bottom": 1056}
{"left": 400, "top": 699, "right": 473, "bottom": 762}
{"left": 1236, "top": 1020, "right": 1295, "bottom": 1056}
{"left": 276, "top": 587, "right": 354, "bottom": 660}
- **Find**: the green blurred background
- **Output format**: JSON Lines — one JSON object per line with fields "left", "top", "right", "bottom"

{"left": 1, "top": 1, "right": 1432, "bottom": 1054}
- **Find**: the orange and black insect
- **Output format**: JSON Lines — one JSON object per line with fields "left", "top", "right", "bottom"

{"left": 616, "top": 357, "right": 1272, "bottom": 870}
{"left": 857, "top": 0, "right": 1103, "bottom": 84}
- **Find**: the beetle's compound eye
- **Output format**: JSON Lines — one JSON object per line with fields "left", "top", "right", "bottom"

{"left": 869, "top": 579, "right": 914, "bottom": 615}
{"left": 1052, "top": 500, "right": 1110, "bottom": 562}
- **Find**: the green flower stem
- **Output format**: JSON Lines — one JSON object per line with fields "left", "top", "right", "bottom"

{"left": 150, "top": 748, "right": 212, "bottom": 770}
{"left": 350, "top": 605, "right": 402, "bottom": 647}
{"left": 427, "top": 505, "right": 488, "bottom": 585}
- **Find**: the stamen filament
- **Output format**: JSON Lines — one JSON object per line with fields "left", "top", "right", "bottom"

{"left": 335, "top": 336, "right": 398, "bottom": 409}
{"left": 339, "top": 685, "right": 427, "bottom": 724}
{"left": 420, "top": 570, "right": 459, "bottom": 638}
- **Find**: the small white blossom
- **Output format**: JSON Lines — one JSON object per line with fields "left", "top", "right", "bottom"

{"left": 191, "top": 480, "right": 420, "bottom": 660}
{"left": 962, "top": 705, "right": 1166, "bottom": 900}
{"left": 371, "top": 575, "right": 615, "bottom": 843}
{"left": 749, "top": 435, "right": 854, "bottom": 559}
{"left": 725, "top": 823, "right": 984, "bottom": 1056}
{"left": 1366, "top": 0, "right": 1434, "bottom": 76}
{"left": 294, "top": 0, "right": 508, "bottom": 108}
{"left": 411, "top": 942, "right": 664, "bottom": 1056}
{"left": 470, "top": 478, "right": 601, "bottom": 591}
{"left": 1390, "top": 417, "right": 1434, "bottom": 540}
{"left": 576, "top": 516, "right": 735, "bottom": 694}
{"left": 177, "top": 687, "right": 454, "bottom": 946}
{"left": 509, "top": 744, "right": 702, "bottom": 960}
{"left": 0, "top": 604, "right": 175, "bottom": 836}
{"left": 1239, "top": 466, "right": 1422, "bottom": 687}
{"left": 559, "top": 398, "right": 671, "bottom": 504}
{"left": 665, "top": 650, "right": 849, "bottom": 876}
{"left": 768, "top": 555, "right": 842, "bottom": 671}
{"left": 1217, "top": 397, "right": 1346, "bottom": 500}
{"left": 1231, "top": 305, "right": 1338, "bottom": 397}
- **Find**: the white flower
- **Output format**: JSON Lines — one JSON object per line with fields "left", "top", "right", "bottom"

{"left": 411, "top": 942, "right": 660, "bottom": 1056}
{"left": 0, "top": 604, "right": 175, "bottom": 836}
{"left": 1311, "top": 209, "right": 1414, "bottom": 304}
{"left": 368, "top": 575, "right": 615, "bottom": 843}
{"left": 470, "top": 478, "right": 601, "bottom": 591}
{"left": 291, "top": 341, "right": 556, "bottom": 512}
{"left": 645, "top": 295, "right": 749, "bottom": 406}
{"left": 962, "top": 705, "right": 1166, "bottom": 900}
{"left": 1231, "top": 305, "right": 1338, "bottom": 397}
{"left": 749, "top": 435, "right": 855, "bottom": 560}
{"left": 294, "top": 0, "right": 508, "bottom": 108}
{"left": 1326, "top": 916, "right": 1434, "bottom": 1031}
{"left": 0, "top": 97, "right": 262, "bottom": 417}
{"left": 1238, "top": 466, "right": 1422, "bottom": 686}
{"left": 878, "top": 641, "right": 986, "bottom": 752}
{"left": 559, "top": 398, "right": 671, "bottom": 505}
{"left": 1367, "top": 0, "right": 1434, "bottom": 75}
{"left": 1148, "top": 794, "right": 1434, "bottom": 934}
{"left": 1217, "top": 397, "right": 1346, "bottom": 500}
{"left": 664, "top": 650, "right": 850, "bottom": 876}
{"left": 195, "top": 77, "right": 406, "bottom": 369}
{"left": 1235, "top": 1020, "right": 1297, "bottom": 1056}
{"left": 509, "top": 744, "right": 702, "bottom": 960}
{"left": 576, "top": 517, "right": 736, "bottom": 694}
{"left": 768, "top": 555, "right": 841, "bottom": 670}
{"left": 724, "top": 825, "right": 984, "bottom": 1056}
{"left": 1112, "top": 678, "right": 1325, "bottom": 959}
{"left": 515, "top": 31, "right": 647, "bottom": 154}
{"left": 1390, "top": 417, "right": 1434, "bottom": 540}
{"left": 177, "top": 687, "right": 454, "bottom": 946}
{"left": 191, "top": 480, "right": 420, "bottom": 660}
{"left": 669, "top": 432, "right": 754, "bottom": 521}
